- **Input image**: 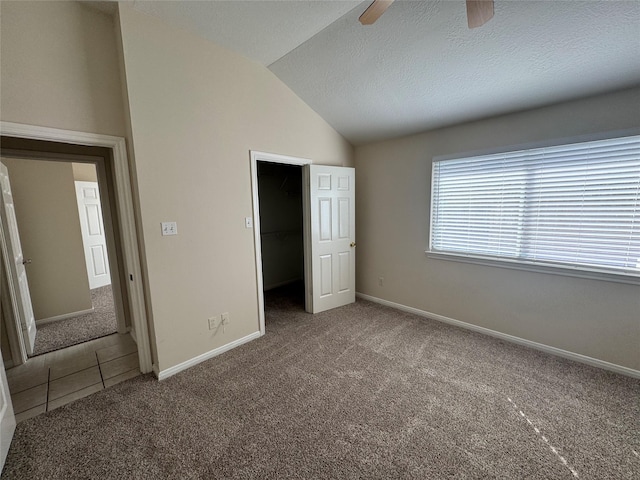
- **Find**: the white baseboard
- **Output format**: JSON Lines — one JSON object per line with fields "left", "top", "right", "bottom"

{"left": 155, "top": 331, "right": 263, "bottom": 381}
{"left": 36, "top": 308, "right": 94, "bottom": 326}
{"left": 356, "top": 292, "right": 640, "bottom": 379}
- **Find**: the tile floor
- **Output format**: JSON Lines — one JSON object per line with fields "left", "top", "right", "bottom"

{"left": 6, "top": 333, "right": 140, "bottom": 423}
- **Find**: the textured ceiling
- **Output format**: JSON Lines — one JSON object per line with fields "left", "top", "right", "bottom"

{"left": 126, "top": 1, "right": 640, "bottom": 145}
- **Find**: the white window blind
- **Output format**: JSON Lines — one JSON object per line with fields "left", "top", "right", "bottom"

{"left": 430, "top": 135, "right": 640, "bottom": 277}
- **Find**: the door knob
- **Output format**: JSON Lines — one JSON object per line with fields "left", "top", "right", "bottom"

{"left": 22, "top": 259, "right": 32, "bottom": 265}
{"left": 350, "top": 242, "right": 356, "bottom": 248}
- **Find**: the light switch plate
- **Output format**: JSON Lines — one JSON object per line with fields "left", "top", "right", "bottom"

{"left": 245, "top": 217, "right": 253, "bottom": 228}
{"left": 161, "top": 222, "right": 178, "bottom": 236}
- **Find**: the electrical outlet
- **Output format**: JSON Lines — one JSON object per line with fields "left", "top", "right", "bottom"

{"left": 221, "top": 312, "right": 230, "bottom": 325}
{"left": 378, "top": 276, "right": 384, "bottom": 287}
{"left": 208, "top": 316, "right": 219, "bottom": 330}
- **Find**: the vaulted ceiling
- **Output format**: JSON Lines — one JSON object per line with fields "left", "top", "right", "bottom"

{"left": 129, "top": 1, "right": 640, "bottom": 145}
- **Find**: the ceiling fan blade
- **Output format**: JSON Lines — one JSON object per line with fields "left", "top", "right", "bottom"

{"left": 466, "top": 0, "right": 494, "bottom": 29}
{"left": 359, "top": 0, "right": 394, "bottom": 26}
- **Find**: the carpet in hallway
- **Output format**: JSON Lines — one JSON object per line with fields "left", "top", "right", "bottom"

{"left": 31, "top": 285, "right": 118, "bottom": 356}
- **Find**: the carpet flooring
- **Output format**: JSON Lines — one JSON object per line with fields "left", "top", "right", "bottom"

{"left": 3, "top": 285, "right": 639, "bottom": 479}
{"left": 31, "top": 285, "right": 118, "bottom": 356}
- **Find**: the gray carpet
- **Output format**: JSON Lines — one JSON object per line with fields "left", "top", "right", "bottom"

{"left": 3, "top": 284, "right": 639, "bottom": 479}
{"left": 31, "top": 285, "right": 118, "bottom": 356}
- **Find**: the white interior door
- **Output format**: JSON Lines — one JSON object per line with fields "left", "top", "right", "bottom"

{"left": 75, "top": 181, "right": 111, "bottom": 290}
{"left": 0, "top": 163, "right": 36, "bottom": 354}
{"left": 305, "top": 165, "right": 356, "bottom": 313}
{"left": 0, "top": 343, "right": 16, "bottom": 472}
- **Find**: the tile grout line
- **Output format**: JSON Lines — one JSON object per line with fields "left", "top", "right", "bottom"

{"left": 105, "top": 367, "right": 140, "bottom": 383}
{"left": 49, "top": 363, "right": 99, "bottom": 383}
{"left": 48, "top": 381, "right": 105, "bottom": 409}
{"left": 96, "top": 351, "right": 106, "bottom": 388}
{"left": 10, "top": 336, "right": 136, "bottom": 420}
{"left": 11, "top": 342, "right": 138, "bottom": 417}
{"left": 10, "top": 378, "right": 50, "bottom": 396}
{"left": 99, "top": 353, "right": 139, "bottom": 384}
{"left": 45, "top": 367, "right": 51, "bottom": 412}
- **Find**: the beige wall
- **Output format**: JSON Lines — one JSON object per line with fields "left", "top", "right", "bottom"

{"left": 118, "top": 5, "right": 353, "bottom": 371}
{"left": 72, "top": 163, "right": 98, "bottom": 182}
{"left": 1, "top": 158, "right": 92, "bottom": 320}
{"left": 0, "top": 1, "right": 126, "bottom": 136}
{"left": 355, "top": 87, "right": 640, "bottom": 371}
{"left": 0, "top": 1, "right": 352, "bottom": 372}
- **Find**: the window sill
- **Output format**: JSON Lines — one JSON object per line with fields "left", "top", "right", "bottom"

{"left": 425, "top": 251, "right": 640, "bottom": 285}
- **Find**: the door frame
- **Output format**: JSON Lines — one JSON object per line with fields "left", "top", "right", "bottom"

{"left": 250, "top": 151, "right": 311, "bottom": 335}
{"left": 0, "top": 223, "right": 27, "bottom": 367}
{"left": 0, "top": 121, "right": 153, "bottom": 374}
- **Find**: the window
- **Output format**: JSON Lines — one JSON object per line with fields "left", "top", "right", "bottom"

{"left": 429, "top": 134, "right": 640, "bottom": 281}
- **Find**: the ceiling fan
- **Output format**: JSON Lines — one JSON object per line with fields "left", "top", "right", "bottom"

{"left": 359, "top": 0, "right": 494, "bottom": 29}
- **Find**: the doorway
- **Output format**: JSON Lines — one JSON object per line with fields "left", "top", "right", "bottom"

{"left": 0, "top": 151, "right": 140, "bottom": 421}
{"left": 256, "top": 161, "right": 306, "bottom": 315}
{"left": 250, "top": 151, "right": 311, "bottom": 335}
{"left": 0, "top": 154, "right": 124, "bottom": 354}
{"left": 1, "top": 158, "right": 121, "bottom": 356}
{"left": 0, "top": 122, "right": 152, "bottom": 376}
{"left": 0, "top": 121, "right": 152, "bottom": 454}
{"left": 250, "top": 151, "right": 357, "bottom": 335}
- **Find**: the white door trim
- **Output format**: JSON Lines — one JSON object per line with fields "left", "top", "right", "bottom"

{"left": 249, "top": 151, "right": 312, "bottom": 335}
{"left": 0, "top": 121, "right": 153, "bottom": 374}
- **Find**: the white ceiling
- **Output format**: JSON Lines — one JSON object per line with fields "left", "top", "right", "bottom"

{"left": 130, "top": 0, "right": 363, "bottom": 66}
{"left": 128, "top": 1, "right": 640, "bottom": 145}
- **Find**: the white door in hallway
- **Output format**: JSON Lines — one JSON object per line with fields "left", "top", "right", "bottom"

{"left": 0, "top": 343, "right": 16, "bottom": 472}
{"left": 0, "top": 162, "right": 37, "bottom": 354}
{"left": 75, "top": 181, "right": 111, "bottom": 289}
{"left": 305, "top": 165, "right": 356, "bottom": 313}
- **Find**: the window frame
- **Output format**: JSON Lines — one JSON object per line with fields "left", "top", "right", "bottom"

{"left": 427, "top": 129, "right": 640, "bottom": 285}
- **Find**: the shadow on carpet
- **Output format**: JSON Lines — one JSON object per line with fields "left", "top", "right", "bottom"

{"left": 31, "top": 285, "right": 117, "bottom": 356}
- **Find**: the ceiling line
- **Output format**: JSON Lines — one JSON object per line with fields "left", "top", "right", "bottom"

{"left": 266, "top": 1, "right": 369, "bottom": 69}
